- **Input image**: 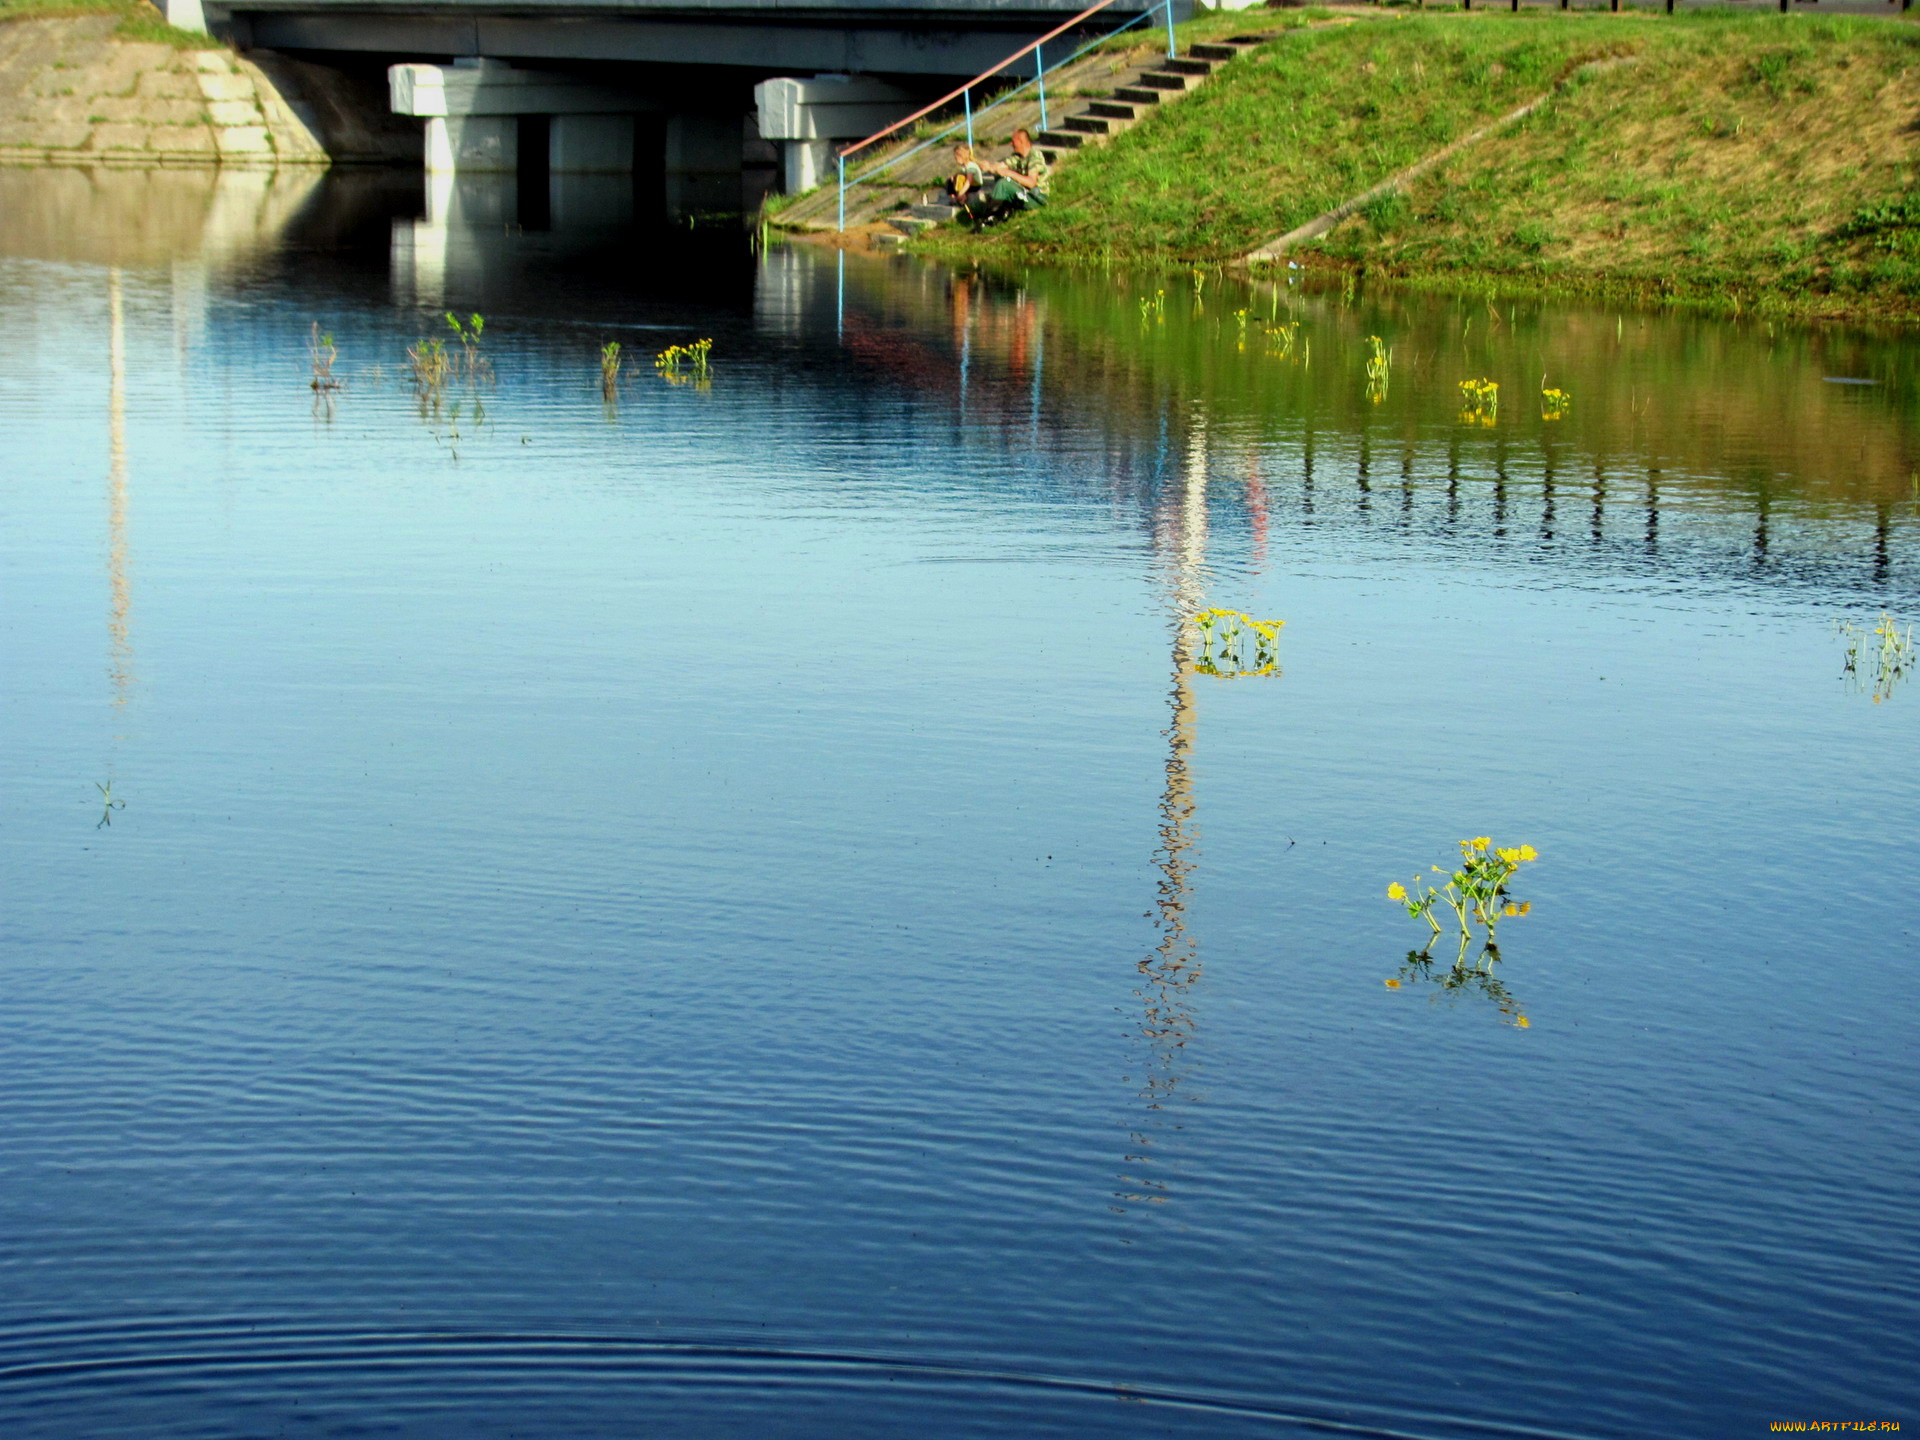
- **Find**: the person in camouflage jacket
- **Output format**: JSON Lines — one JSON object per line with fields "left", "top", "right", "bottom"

{"left": 977, "top": 128, "right": 1050, "bottom": 226}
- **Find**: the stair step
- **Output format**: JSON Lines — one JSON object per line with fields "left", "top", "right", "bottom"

{"left": 1034, "top": 130, "right": 1084, "bottom": 148}
{"left": 908, "top": 202, "right": 959, "bottom": 221}
{"left": 1162, "top": 57, "right": 1214, "bottom": 75}
{"left": 1112, "top": 86, "right": 1163, "bottom": 105}
{"left": 1138, "top": 72, "right": 1193, "bottom": 91}
{"left": 1086, "top": 100, "right": 1137, "bottom": 120}
{"left": 1225, "top": 33, "right": 1270, "bottom": 44}
{"left": 1064, "top": 115, "right": 1109, "bottom": 135}
{"left": 1188, "top": 43, "right": 1239, "bottom": 61}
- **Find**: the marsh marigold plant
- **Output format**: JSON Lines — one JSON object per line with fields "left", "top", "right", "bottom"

{"left": 1388, "top": 836, "right": 1538, "bottom": 947}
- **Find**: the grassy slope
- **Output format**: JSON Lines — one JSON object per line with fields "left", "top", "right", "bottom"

{"left": 935, "top": 12, "right": 1920, "bottom": 319}
{"left": 0, "top": 0, "right": 221, "bottom": 46}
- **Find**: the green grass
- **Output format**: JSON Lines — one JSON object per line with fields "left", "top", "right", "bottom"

{"left": 0, "top": 0, "right": 224, "bottom": 47}
{"left": 926, "top": 11, "right": 1920, "bottom": 321}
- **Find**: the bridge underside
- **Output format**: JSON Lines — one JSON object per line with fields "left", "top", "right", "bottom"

{"left": 199, "top": 0, "right": 1177, "bottom": 230}
{"left": 219, "top": 3, "right": 1123, "bottom": 76}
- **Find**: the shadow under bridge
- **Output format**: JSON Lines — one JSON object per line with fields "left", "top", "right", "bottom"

{"left": 185, "top": 0, "right": 1180, "bottom": 218}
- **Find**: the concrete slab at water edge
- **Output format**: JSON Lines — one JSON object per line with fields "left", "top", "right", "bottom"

{"left": 0, "top": 13, "right": 414, "bottom": 166}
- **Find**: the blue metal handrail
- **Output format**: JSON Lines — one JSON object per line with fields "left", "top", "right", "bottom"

{"left": 835, "top": 0, "right": 1176, "bottom": 230}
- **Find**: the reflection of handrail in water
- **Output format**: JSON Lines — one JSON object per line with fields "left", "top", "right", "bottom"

{"left": 107, "top": 267, "right": 133, "bottom": 714}
{"left": 1118, "top": 419, "right": 1209, "bottom": 1212}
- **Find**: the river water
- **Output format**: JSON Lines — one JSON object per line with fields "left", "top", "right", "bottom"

{"left": 1, "top": 168, "right": 1915, "bottom": 1439}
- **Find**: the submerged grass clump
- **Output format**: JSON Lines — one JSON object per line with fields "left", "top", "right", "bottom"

{"left": 1838, "top": 611, "right": 1914, "bottom": 703}
{"left": 1265, "top": 321, "right": 1305, "bottom": 363}
{"left": 1364, "top": 334, "right": 1390, "bottom": 404}
{"left": 655, "top": 338, "right": 713, "bottom": 386}
{"left": 445, "top": 312, "right": 489, "bottom": 380}
{"left": 407, "top": 313, "right": 492, "bottom": 407}
{"left": 407, "top": 337, "right": 450, "bottom": 392}
{"left": 308, "top": 323, "right": 338, "bottom": 392}
{"left": 600, "top": 341, "right": 622, "bottom": 400}
{"left": 1458, "top": 377, "right": 1499, "bottom": 426}
{"left": 1191, "top": 608, "right": 1283, "bottom": 678}
{"left": 95, "top": 780, "right": 124, "bottom": 829}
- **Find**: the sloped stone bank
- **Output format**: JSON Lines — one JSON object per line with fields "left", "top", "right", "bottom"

{"left": 0, "top": 14, "right": 416, "bottom": 166}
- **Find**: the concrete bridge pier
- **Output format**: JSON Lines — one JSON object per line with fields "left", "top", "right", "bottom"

{"left": 391, "top": 58, "right": 655, "bottom": 178}
{"left": 754, "top": 75, "right": 915, "bottom": 194}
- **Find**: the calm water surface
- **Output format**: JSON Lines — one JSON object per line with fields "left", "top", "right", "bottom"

{"left": 1, "top": 169, "right": 1916, "bottom": 1439}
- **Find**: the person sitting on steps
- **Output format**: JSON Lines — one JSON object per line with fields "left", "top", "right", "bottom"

{"left": 973, "top": 128, "right": 1051, "bottom": 228}
{"left": 943, "top": 143, "right": 986, "bottom": 213}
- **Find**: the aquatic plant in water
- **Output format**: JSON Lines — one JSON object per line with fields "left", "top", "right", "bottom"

{"left": 655, "top": 338, "right": 713, "bottom": 386}
{"left": 308, "top": 323, "right": 339, "bottom": 392}
{"left": 1266, "top": 322, "right": 1305, "bottom": 364}
{"left": 1459, "top": 377, "right": 1499, "bottom": 426}
{"left": 1388, "top": 837, "right": 1537, "bottom": 952}
{"left": 1385, "top": 838, "right": 1539, "bottom": 1025}
{"left": 1838, "top": 611, "right": 1914, "bottom": 703}
{"left": 600, "top": 341, "right": 622, "bottom": 400}
{"left": 1364, "top": 334, "right": 1390, "bottom": 404}
{"left": 1138, "top": 289, "right": 1166, "bottom": 324}
{"left": 407, "top": 337, "right": 451, "bottom": 393}
{"left": 1540, "top": 381, "right": 1571, "bottom": 421}
{"left": 445, "top": 312, "right": 489, "bottom": 379}
{"left": 1191, "top": 608, "right": 1283, "bottom": 678}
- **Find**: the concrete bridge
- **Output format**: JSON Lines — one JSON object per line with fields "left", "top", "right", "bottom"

{"left": 161, "top": 0, "right": 1184, "bottom": 216}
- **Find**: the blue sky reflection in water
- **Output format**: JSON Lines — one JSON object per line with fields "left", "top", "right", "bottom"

{"left": 0, "top": 172, "right": 1915, "bottom": 1439}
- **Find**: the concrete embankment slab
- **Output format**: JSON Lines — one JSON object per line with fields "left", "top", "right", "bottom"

{"left": 0, "top": 14, "right": 418, "bottom": 167}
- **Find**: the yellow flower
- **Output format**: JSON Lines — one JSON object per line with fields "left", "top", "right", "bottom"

{"left": 1496, "top": 848, "right": 1520, "bottom": 865}
{"left": 1519, "top": 902, "right": 1532, "bottom": 915}
{"left": 1471, "top": 837, "right": 1491, "bottom": 852}
{"left": 1503, "top": 903, "right": 1519, "bottom": 917}
{"left": 1387, "top": 882, "right": 1407, "bottom": 901}
{"left": 1518, "top": 845, "right": 1538, "bottom": 862}
{"left": 1516, "top": 1015, "right": 1530, "bottom": 1028}
{"left": 1383, "top": 978, "right": 1401, "bottom": 989}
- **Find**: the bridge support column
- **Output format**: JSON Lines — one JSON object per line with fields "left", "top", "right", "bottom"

{"left": 392, "top": 59, "right": 654, "bottom": 179}
{"left": 780, "top": 139, "right": 835, "bottom": 194}
{"left": 754, "top": 76, "right": 916, "bottom": 195}
{"left": 424, "top": 115, "right": 517, "bottom": 174}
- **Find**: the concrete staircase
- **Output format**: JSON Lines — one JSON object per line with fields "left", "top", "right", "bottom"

{"left": 1029, "top": 38, "right": 1260, "bottom": 157}
{"left": 770, "top": 32, "right": 1272, "bottom": 237}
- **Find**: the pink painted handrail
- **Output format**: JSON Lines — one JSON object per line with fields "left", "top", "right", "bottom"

{"left": 836, "top": 0, "right": 1128, "bottom": 161}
